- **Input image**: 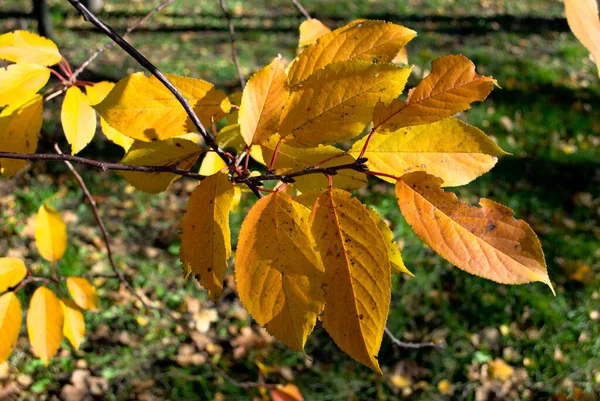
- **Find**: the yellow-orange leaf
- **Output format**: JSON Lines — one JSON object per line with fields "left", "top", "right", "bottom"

{"left": 198, "top": 151, "right": 228, "bottom": 176}
{"left": 367, "top": 208, "right": 412, "bottom": 275}
{"left": 94, "top": 72, "right": 230, "bottom": 141}
{"left": 288, "top": 20, "right": 416, "bottom": 87}
{"left": 257, "top": 135, "right": 367, "bottom": 193}
{"left": 0, "top": 94, "right": 42, "bottom": 177}
{"left": 309, "top": 189, "right": 391, "bottom": 373}
{"left": 0, "top": 292, "right": 22, "bottom": 363}
{"left": 350, "top": 118, "right": 507, "bottom": 187}
{"left": 565, "top": 0, "right": 600, "bottom": 77}
{"left": 373, "top": 55, "right": 496, "bottom": 132}
{"left": 0, "top": 63, "right": 49, "bottom": 107}
{"left": 0, "top": 30, "right": 61, "bottom": 66}
{"left": 61, "top": 86, "right": 97, "bottom": 155}
{"left": 179, "top": 173, "right": 234, "bottom": 301}
{"left": 60, "top": 299, "right": 85, "bottom": 350}
{"left": 280, "top": 61, "right": 411, "bottom": 148}
{"left": 235, "top": 192, "right": 325, "bottom": 351}
{"left": 216, "top": 124, "right": 246, "bottom": 153}
{"left": 35, "top": 203, "right": 67, "bottom": 262}
{"left": 395, "top": 172, "right": 553, "bottom": 293}
{"left": 66, "top": 277, "right": 100, "bottom": 311}
{"left": 271, "top": 384, "right": 304, "bottom": 401}
{"left": 120, "top": 138, "right": 202, "bottom": 193}
{"left": 86, "top": 81, "right": 134, "bottom": 152}
{"left": 0, "top": 257, "right": 27, "bottom": 293}
{"left": 298, "top": 18, "right": 331, "bottom": 47}
{"left": 27, "top": 287, "right": 64, "bottom": 366}
{"left": 392, "top": 48, "right": 409, "bottom": 65}
{"left": 239, "top": 57, "right": 288, "bottom": 145}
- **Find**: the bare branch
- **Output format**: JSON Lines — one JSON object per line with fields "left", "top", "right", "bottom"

{"left": 384, "top": 327, "right": 446, "bottom": 350}
{"left": 219, "top": 0, "right": 246, "bottom": 89}
{"left": 72, "top": 0, "right": 178, "bottom": 80}
{"left": 290, "top": 0, "right": 311, "bottom": 20}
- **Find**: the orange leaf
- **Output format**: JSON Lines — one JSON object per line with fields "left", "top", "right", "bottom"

{"left": 373, "top": 55, "right": 496, "bottom": 132}
{"left": 395, "top": 172, "right": 553, "bottom": 293}
{"left": 27, "top": 287, "right": 64, "bottom": 366}
{"left": 270, "top": 384, "right": 303, "bottom": 401}
{"left": 565, "top": 0, "right": 600, "bottom": 77}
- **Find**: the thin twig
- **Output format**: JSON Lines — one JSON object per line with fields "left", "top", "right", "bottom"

{"left": 290, "top": 0, "right": 311, "bottom": 19}
{"left": 384, "top": 327, "right": 446, "bottom": 349}
{"left": 219, "top": 0, "right": 246, "bottom": 89}
{"left": 71, "top": 0, "right": 178, "bottom": 80}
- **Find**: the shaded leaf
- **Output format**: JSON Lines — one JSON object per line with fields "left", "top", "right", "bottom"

{"left": 373, "top": 55, "right": 496, "bottom": 132}
{"left": 61, "top": 86, "right": 97, "bottom": 155}
{"left": 35, "top": 203, "right": 67, "bottom": 262}
{"left": 288, "top": 20, "right": 416, "bottom": 87}
{"left": 179, "top": 173, "right": 234, "bottom": 300}
{"left": 27, "top": 287, "right": 63, "bottom": 366}
{"left": 235, "top": 192, "right": 325, "bottom": 351}
{"left": 280, "top": 61, "right": 411, "bottom": 147}
{"left": 0, "top": 94, "right": 42, "bottom": 177}
{"left": 565, "top": 0, "right": 600, "bottom": 77}
{"left": 120, "top": 138, "right": 202, "bottom": 194}
{"left": 239, "top": 56, "right": 288, "bottom": 145}
{"left": 298, "top": 18, "right": 331, "bottom": 47}
{"left": 0, "top": 30, "right": 61, "bottom": 66}
{"left": 60, "top": 298, "right": 85, "bottom": 350}
{"left": 66, "top": 277, "right": 100, "bottom": 311}
{"left": 309, "top": 189, "right": 391, "bottom": 372}
{"left": 350, "top": 118, "right": 507, "bottom": 187}
{"left": 395, "top": 172, "right": 553, "bottom": 293}
{"left": 216, "top": 123, "right": 246, "bottom": 153}
{"left": 0, "top": 292, "right": 22, "bottom": 363}
{"left": 0, "top": 63, "right": 49, "bottom": 107}
{"left": 0, "top": 257, "right": 27, "bottom": 293}
{"left": 94, "top": 72, "right": 230, "bottom": 141}
{"left": 367, "top": 208, "right": 412, "bottom": 275}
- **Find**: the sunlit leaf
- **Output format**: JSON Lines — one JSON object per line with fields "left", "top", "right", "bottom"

{"left": 0, "top": 94, "right": 43, "bottom": 177}
{"left": 0, "top": 257, "right": 27, "bottom": 293}
{"left": 373, "top": 55, "right": 496, "bottom": 132}
{"left": 270, "top": 384, "right": 304, "bottom": 401}
{"left": 35, "top": 203, "right": 67, "bottom": 263}
{"left": 179, "top": 173, "right": 234, "bottom": 301}
{"left": 0, "top": 63, "right": 49, "bottom": 107}
{"left": 280, "top": 61, "right": 411, "bottom": 147}
{"left": 61, "top": 86, "right": 97, "bottom": 155}
{"left": 60, "top": 298, "right": 85, "bottom": 350}
{"left": 367, "top": 208, "right": 412, "bottom": 275}
{"left": 198, "top": 152, "right": 228, "bottom": 176}
{"left": 66, "top": 277, "right": 100, "bottom": 311}
{"left": 395, "top": 172, "right": 553, "bottom": 293}
{"left": 236, "top": 191, "right": 325, "bottom": 351}
{"left": 310, "top": 189, "right": 391, "bottom": 373}
{"left": 27, "top": 286, "right": 64, "bottom": 366}
{"left": 0, "top": 30, "right": 61, "bottom": 66}
{"left": 565, "top": 0, "right": 600, "bottom": 77}
{"left": 298, "top": 18, "right": 331, "bottom": 47}
{"left": 94, "top": 72, "right": 231, "bottom": 141}
{"left": 0, "top": 292, "right": 22, "bottom": 363}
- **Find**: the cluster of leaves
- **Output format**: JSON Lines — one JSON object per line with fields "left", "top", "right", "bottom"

{"left": 0, "top": 17, "right": 553, "bottom": 373}
{"left": 0, "top": 204, "right": 99, "bottom": 366}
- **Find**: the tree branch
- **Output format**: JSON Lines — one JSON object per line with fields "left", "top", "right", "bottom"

{"left": 290, "top": 0, "right": 311, "bottom": 19}
{"left": 384, "top": 327, "right": 446, "bottom": 350}
{"left": 219, "top": 0, "right": 246, "bottom": 89}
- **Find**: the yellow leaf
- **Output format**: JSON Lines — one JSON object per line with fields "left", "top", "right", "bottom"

{"left": 27, "top": 287, "right": 63, "bottom": 366}
{"left": 298, "top": 18, "right": 331, "bottom": 47}
{"left": 94, "top": 72, "right": 231, "bottom": 141}
{"left": 374, "top": 55, "right": 496, "bottom": 132}
{"left": 488, "top": 358, "right": 514, "bottom": 382}
{"left": 565, "top": 0, "right": 600, "bottom": 77}
{"left": 66, "top": 277, "right": 100, "bottom": 311}
{"left": 367, "top": 208, "right": 412, "bottom": 275}
{"left": 0, "top": 94, "right": 43, "bottom": 177}
{"left": 350, "top": 118, "right": 507, "bottom": 187}
{"left": 0, "top": 30, "right": 62, "bottom": 66}
{"left": 216, "top": 124, "right": 246, "bottom": 153}
{"left": 60, "top": 299, "right": 85, "bottom": 350}
{"left": 288, "top": 20, "right": 416, "bottom": 87}
{"left": 35, "top": 203, "right": 67, "bottom": 262}
{"left": 61, "top": 86, "right": 97, "bottom": 155}
{"left": 179, "top": 173, "right": 234, "bottom": 301}
{"left": 437, "top": 379, "right": 454, "bottom": 395}
{"left": 198, "top": 152, "right": 228, "bottom": 176}
{"left": 0, "top": 258, "right": 27, "bottom": 293}
{"left": 230, "top": 185, "right": 243, "bottom": 212}
{"left": 280, "top": 61, "right": 411, "bottom": 148}
{"left": 86, "top": 81, "right": 134, "bottom": 152}
{"left": 235, "top": 192, "right": 325, "bottom": 351}
{"left": 0, "top": 292, "right": 22, "bottom": 363}
{"left": 120, "top": 138, "right": 202, "bottom": 193}
{"left": 395, "top": 172, "right": 553, "bottom": 293}
{"left": 390, "top": 375, "right": 412, "bottom": 389}
{"left": 226, "top": 91, "right": 242, "bottom": 125}
{"left": 309, "top": 189, "right": 391, "bottom": 373}
{"left": 0, "top": 63, "right": 49, "bottom": 107}
{"left": 257, "top": 135, "right": 367, "bottom": 193}
{"left": 239, "top": 57, "right": 288, "bottom": 146}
